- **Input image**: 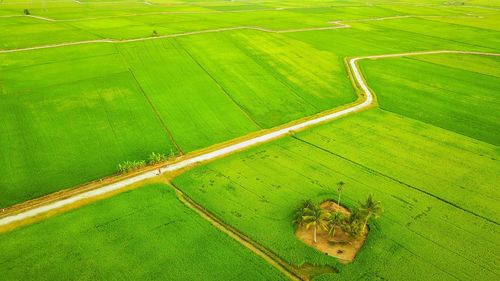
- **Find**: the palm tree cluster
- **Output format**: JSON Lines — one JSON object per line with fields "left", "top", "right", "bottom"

{"left": 293, "top": 195, "right": 382, "bottom": 243}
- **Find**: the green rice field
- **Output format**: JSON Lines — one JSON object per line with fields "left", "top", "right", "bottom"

{"left": 1, "top": 0, "right": 499, "bottom": 207}
{"left": 173, "top": 108, "right": 499, "bottom": 280}
{"left": 360, "top": 54, "right": 500, "bottom": 145}
{"left": 0, "top": 183, "right": 288, "bottom": 280}
{"left": 0, "top": 0, "right": 499, "bottom": 280}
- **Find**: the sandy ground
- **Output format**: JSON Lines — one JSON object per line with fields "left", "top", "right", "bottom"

{"left": 295, "top": 201, "right": 367, "bottom": 263}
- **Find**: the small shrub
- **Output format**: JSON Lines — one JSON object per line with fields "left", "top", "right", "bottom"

{"left": 169, "top": 148, "right": 176, "bottom": 159}
{"left": 341, "top": 208, "right": 365, "bottom": 239}
{"left": 148, "top": 152, "right": 168, "bottom": 165}
{"left": 118, "top": 160, "right": 146, "bottom": 174}
{"left": 23, "top": 9, "right": 30, "bottom": 15}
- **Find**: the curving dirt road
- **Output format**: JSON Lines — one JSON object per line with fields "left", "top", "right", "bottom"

{"left": 1, "top": 50, "right": 498, "bottom": 230}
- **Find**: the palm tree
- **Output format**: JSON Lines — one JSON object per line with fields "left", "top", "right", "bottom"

{"left": 327, "top": 211, "right": 345, "bottom": 239}
{"left": 293, "top": 200, "right": 315, "bottom": 228}
{"left": 303, "top": 206, "right": 329, "bottom": 243}
{"left": 336, "top": 181, "right": 345, "bottom": 206}
{"left": 359, "top": 194, "right": 383, "bottom": 232}
{"left": 338, "top": 207, "right": 362, "bottom": 239}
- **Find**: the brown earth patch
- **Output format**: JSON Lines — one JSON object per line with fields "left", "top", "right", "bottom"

{"left": 295, "top": 201, "right": 367, "bottom": 263}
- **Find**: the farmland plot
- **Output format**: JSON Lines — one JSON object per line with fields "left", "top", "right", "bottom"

{"left": 0, "top": 45, "right": 177, "bottom": 207}
{"left": 0, "top": 24, "right": 356, "bottom": 206}
{"left": 118, "top": 39, "right": 260, "bottom": 151}
{"left": 360, "top": 54, "right": 500, "bottom": 145}
{"left": 172, "top": 109, "right": 500, "bottom": 280}
{"left": 0, "top": 0, "right": 499, "bottom": 280}
{"left": 0, "top": 184, "right": 288, "bottom": 281}
{"left": 176, "top": 30, "right": 356, "bottom": 128}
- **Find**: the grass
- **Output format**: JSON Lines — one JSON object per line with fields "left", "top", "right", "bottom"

{"left": 360, "top": 54, "right": 500, "bottom": 145}
{"left": 0, "top": 0, "right": 497, "bottom": 214}
{"left": 1, "top": 0, "right": 499, "bottom": 280}
{"left": 175, "top": 30, "right": 356, "bottom": 127}
{"left": 2, "top": 5, "right": 371, "bottom": 206}
{"left": 117, "top": 39, "right": 261, "bottom": 151}
{"left": 0, "top": 52, "right": 177, "bottom": 206}
{"left": 172, "top": 109, "right": 500, "bottom": 280}
{"left": 0, "top": 183, "right": 288, "bottom": 281}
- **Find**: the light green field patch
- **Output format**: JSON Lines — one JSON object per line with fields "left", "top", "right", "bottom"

{"left": 228, "top": 31, "right": 355, "bottom": 107}
{"left": 175, "top": 31, "right": 319, "bottom": 128}
{"left": 1, "top": 52, "right": 127, "bottom": 94}
{"left": 177, "top": 30, "right": 355, "bottom": 128}
{"left": 357, "top": 17, "right": 500, "bottom": 50}
{"left": 412, "top": 53, "right": 500, "bottom": 77}
{"left": 0, "top": 43, "right": 118, "bottom": 69}
{"left": 0, "top": 20, "right": 99, "bottom": 49}
{"left": 360, "top": 54, "right": 500, "bottom": 145}
{"left": 207, "top": 4, "right": 267, "bottom": 11}
{"left": 284, "top": 16, "right": 485, "bottom": 59}
{"left": 0, "top": 184, "right": 287, "bottom": 281}
{"left": 423, "top": 14, "right": 500, "bottom": 32}
{"left": 118, "top": 39, "right": 260, "bottom": 151}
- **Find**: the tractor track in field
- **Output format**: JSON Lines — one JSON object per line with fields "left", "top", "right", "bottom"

{"left": 0, "top": 14, "right": 483, "bottom": 54}
{"left": 1, "top": 50, "right": 499, "bottom": 280}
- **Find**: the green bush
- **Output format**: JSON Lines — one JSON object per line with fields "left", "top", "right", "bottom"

{"left": 147, "top": 152, "right": 168, "bottom": 165}
{"left": 118, "top": 151, "right": 178, "bottom": 174}
{"left": 117, "top": 160, "right": 146, "bottom": 174}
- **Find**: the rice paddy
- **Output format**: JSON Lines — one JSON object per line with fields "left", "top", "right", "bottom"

{"left": 0, "top": 0, "right": 499, "bottom": 280}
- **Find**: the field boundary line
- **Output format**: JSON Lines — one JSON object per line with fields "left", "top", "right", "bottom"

{"left": 0, "top": 14, "right": 482, "bottom": 54}
{"left": 175, "top": 39, "right": 263, "bottom": 128}
{"left": 1, "top": 50, "right": 498, "bottom": 232}
{"left": 127, "top": 67, "right": 184, "bottom": 154}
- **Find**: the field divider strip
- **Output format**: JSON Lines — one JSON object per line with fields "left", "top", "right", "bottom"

{"left": 170, "top": 182, "right": 304, "bottom": 281}
{"left": 1, "top": 50, "right": 498, "bottom": 232}
{"left": 175, "top": 39, "right": 263, "bottom": 128}
{"left": 127, "top": 67, "right": 184, "bottom": 154}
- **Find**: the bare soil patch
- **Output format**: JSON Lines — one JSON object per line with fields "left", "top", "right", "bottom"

{"left": 295, "top": 201, "right": 367, "bottom": 263}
